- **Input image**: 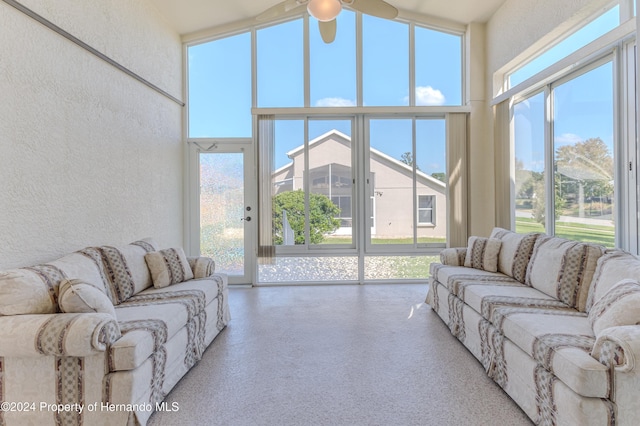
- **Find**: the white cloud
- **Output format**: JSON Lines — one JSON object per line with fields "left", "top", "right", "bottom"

{"left": 414, "top": 86, "right": 446, "bottom": 106}
{"left": 315, "top": 97, "right": 356, "bottom": 107}
{"left": 554, "top": 133, "right": 583, "bottom": 145}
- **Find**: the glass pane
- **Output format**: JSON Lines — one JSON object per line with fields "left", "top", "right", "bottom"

{"left": 369, "top": 119, "right": 413, "bottom": 244}
{"left": 509, "top": 7, "right": 619, "bottom": 87}
{"left": 363, "top": 16, "right": 409, "bottom": 106}
{"left": 553, "top": 62, "right": 615, "bottom": 247}
{"left": 309, "top": 120, "right": 353, "bottom": 245}
{"left": 514, "top": 92, "right": 545, "bottom": 234}
{"left": 272, "top": 120, "right": 305, "bottom": 245}
{"left": 416, "top": 119, "right": 447, "bottom": 243}
{"left": 310, "top": 10, "right": 356, "bottom": 107}
{"left": 364, "top": 256, "right": 438, "bottom": 280}
{"left": 188, "top": 33, "right": 252, "bottom": 137}
{"left": 257, "top": 20, "right": 304, "bottom": 107}
{"left": 415, "top": 26, "right": 462, "bottom": 106}
{"left": 258, "top": 256, "right": 358, "bottom": 282}
{"left": 200, "top": 152, "right": 244, "bottom": 275}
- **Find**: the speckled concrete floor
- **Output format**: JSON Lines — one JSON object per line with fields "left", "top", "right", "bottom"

{"left": 148, "top": 284, "right": 532, "bottom": 426}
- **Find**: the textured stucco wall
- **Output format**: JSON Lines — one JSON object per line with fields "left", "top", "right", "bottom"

{"left": 0, "top": 0, "right": 183, "bottom": 269}
{"left": 486, "top": 0, "right": 610, "bottom": 95}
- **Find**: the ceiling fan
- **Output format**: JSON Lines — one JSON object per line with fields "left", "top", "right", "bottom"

{"left": 256, "top": 0, "right": 399, "bottom": 44}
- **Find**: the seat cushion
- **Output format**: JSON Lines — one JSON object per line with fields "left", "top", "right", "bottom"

{"left": 525, "top": 235, "right": 605, "bottom": 312}
{"left": 109, "top": 277, "right": 225, "bottom": 371}
{"left": 430, "top": 264, "right": 521, "bottom": 296}
{"left": 461, "top": 282, "right": 569, "bottom": 324}
{"left": 499, "top": 310, "right": 609, "bottom": 398}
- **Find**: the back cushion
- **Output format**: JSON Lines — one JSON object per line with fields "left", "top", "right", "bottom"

{"left": 48, "top": 252, "right": 112, "bottom": 300}
{"left": 586, "top": 250, "right": 640, "bottom": 312}
{"left": 110, "top": 238, "right": 158, "bottom": 297}
{"left": 489, "top": 227, "right": 540, "bottom": 283}
{"left": 86, "top": 238, "right": 158, "bottom": 305}
{"left": 526, "top": 235, "right": 605, "bottom": 312}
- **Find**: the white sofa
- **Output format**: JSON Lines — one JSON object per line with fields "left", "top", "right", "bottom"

{"left": 426, "top": 228, "right": 640, "bottom": 425}
{"left": 0, "top": 238, "right": 230, "bottom": 425}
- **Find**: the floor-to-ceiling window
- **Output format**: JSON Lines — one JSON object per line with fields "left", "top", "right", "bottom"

{"left": 507, "top": 3, "right": 636, "bottom": 251}
{"left": 186, "top": 10, "right": 466, "bottom": 284}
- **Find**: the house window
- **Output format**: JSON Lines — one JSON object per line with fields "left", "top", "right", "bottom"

{"left": 418, "top": 195, "right": 435, "bottom": 225}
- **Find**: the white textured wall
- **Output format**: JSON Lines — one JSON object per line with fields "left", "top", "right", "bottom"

{"left": 0, "top": 0, "right": 183, "bottom": 269}
{"left": 487, "top": 0, "right": 609, "bottom": 95}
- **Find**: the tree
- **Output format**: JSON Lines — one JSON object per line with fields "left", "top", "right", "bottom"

{"left": 431, "top": 172, "right": 446, "bottom": 183}
{"left": 400, "top": 152, "right": 421, "bottom": 171}
{"left": 272, "top": 190, "right": 341, "bottom": 245}
{"left": 555, "top": 137, "right": 614, "bottom": 203}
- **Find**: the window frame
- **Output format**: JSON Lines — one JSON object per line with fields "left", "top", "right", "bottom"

{"left": 417, "top": 195, "right": 436, "bottom": 226}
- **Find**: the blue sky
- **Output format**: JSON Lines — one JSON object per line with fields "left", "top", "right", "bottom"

{"left": 188, "top": 6, "right": 622, "bottom": 180}
{"left": 187, "top": 11, "right": 458, "bottom": 177}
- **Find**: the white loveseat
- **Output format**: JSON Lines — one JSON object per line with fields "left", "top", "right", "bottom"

{"left": 426, "top": 228, "right": 640, "bottom": 425}
{"left": 0, "top": 238, "right": 230, "bottom": 425}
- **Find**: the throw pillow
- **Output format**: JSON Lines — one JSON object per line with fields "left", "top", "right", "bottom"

{"left": 58, "top": 279, "right": 117, "bottom": 319}
{"left": 188, "top": 256, "right": 216, "bottom": 279}
{"left": 588, "top": 279, "right": 640, "bottom": 336}
{"left": 489, "top": 227, "right": 540, "bottom": 283}
{"left": 464, "top": 237, "right": 502, "bottom": 272}
{"left": 145, "top": 247, "right": 194, "bottom": 288}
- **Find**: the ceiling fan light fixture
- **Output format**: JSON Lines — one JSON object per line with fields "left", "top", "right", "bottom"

{"left": 307, "top": 0, "right": 342, "bottom": 22}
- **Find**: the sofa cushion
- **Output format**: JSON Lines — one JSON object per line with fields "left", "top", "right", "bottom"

{"left": 439, "top": 248, "right": 467, "bottom": 267}
{"left": 588, "top": 279, "right": 640, "bottom": 336}
{"left": 460, "top": 283, "right": 569, "bottom": 324}
{"left": 586, "top": 250, "right": 640, "bottom": 312}
{"left": 58, "top": 279, "right": 117, "bottom": 319}
{"left": 464, "top": 237, "right": 502, "bottom": 272}
{"left": 489, "top": 227, "right": 540, "bottom": 283}
{"left": 0, "top": 267, "right": 62, "bottom": 315}
{"left": 188, "top": 256, "right": 216, "bottom": 279}
{"left": 48, "top": 252, "right": 112, "bottom": 298}
{"left": 145, "top": 248, "right": 194, "bottom": 288}
{"left": 92, "top": 238, "right": 158, "bottom": 304}
{"left": 498, "top": 310, "right": 609, "bottom": 398}
{"left": 526, "top": 235, "right": 605, "bottom": 312}
{"left": 430, "top": 265, "right": 520, "bottom": 293}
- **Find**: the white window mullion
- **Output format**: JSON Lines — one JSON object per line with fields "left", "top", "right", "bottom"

{"left": 544, "top": 85, "right": 555, "bottom": 237}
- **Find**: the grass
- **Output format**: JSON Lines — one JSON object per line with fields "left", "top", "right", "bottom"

{"left": 515, "top": 217, "right": 615, "bottom": 247}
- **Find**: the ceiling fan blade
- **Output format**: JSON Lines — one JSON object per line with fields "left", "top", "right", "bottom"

{"left": 349, "top": 0, "right": 398, "bottom": 20}
{"left": 256, "top": 0, "right": 307, "bottom": 22}
{"left": 319, "top": 19, "right": 337, "bottom": 43}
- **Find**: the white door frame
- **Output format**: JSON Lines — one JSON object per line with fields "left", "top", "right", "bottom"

{"left": 186, "top": 139, "right": 256, "bottom": 285}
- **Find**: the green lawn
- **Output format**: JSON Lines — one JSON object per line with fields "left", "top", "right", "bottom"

{"left": 516, "top": 217, "right": 615, "bottom": 247}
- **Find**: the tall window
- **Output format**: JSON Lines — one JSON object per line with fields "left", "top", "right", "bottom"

{"left": 514, "top": 92, "right": 545, "bottom": 234}
{"left": 188, "top": 11, "right": 465, "bottom": 283}
{"left": 512, "top": 59, "right": 617, "bottom": 248}
{"left": 552, "top": 62, "right": 614, "bottom": 246}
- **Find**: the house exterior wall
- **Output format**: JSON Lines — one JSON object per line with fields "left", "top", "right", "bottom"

{"left": 273, "top": 135, "right": 446, "bottom": 239}
{"left": 0, "top": 0, "right": 183, "bottom": 268}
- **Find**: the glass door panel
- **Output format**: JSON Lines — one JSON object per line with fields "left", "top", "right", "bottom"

{"left": 552, "top": 62, "right": 615, "bottom": 247}
{"left": 368, "top": 119, "right": 413, "bottom": 245}
{"left": 199, "top": 145, "right": 254, "bottom": 283}
{"left": 308, "top": 120, "right": 354, "bottom": 246}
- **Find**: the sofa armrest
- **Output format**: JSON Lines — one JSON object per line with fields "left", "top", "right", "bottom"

{"left": 440, "top": 248, "right": 467, "bottom": 266}
{"left": 188, "top": 256, "right": 216, "bottom": 278}
{"left": 592, "top": 326, "right": 640, "bottom": 373}
{"left": 0, "top": 313, "right": 120, "bottom": 357}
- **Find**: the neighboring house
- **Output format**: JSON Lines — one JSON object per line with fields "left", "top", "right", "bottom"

{"left": 272, "top": 130, "right": 446, "bottom": 240}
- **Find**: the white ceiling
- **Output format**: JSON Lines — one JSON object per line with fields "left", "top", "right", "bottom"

{"left": 150, "top": 0, "right": 507, "bottom": 36}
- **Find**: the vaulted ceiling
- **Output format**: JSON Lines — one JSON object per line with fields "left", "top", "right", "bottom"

{"left": 150, "top": 0, "right": 507, "bottom": 35}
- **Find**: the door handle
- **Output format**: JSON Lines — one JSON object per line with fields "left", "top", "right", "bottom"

{"left": 242, "top": 216, "right": 251, "bottom": 222}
